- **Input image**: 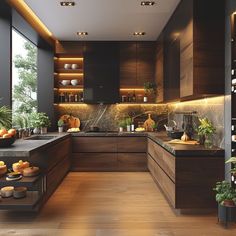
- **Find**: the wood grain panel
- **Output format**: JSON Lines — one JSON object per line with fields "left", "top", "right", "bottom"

{"left": 71, "top": 153, "right": 117, "bottom": 171}
{"left": 72, "top": 137, "right": 117, "bottom": 153}
{"left": 117, "top": 153, "right": 147, "bottom": 171}
{"left": 117, "top": 137, "right": 147, "bottom": 153}
{"left": 148, "top": 139, "right": 175, "bottom": 181}
{"left": 148, "top": 155, "right": 175, "bottom": 207}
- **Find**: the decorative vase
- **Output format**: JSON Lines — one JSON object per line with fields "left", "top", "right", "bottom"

{"left": 58, "top": 127, "right": 63, "bottom": 133}
{"left": 119, "top": 127, "right": 123, "bottom": 132}
{"left": 41, "top": 127, "right": 47, "bottom": 134}
{"left": 33, "top": 128, "right": 40, "bottom": 134}
{"left": 218, "top": 204, "right": 236, "bottom": 227}
{"left": 127, "top": 125, "right": 131, "bottom": 132}
{"left": 131, "top": 124, "right": 135, "bottom": 132}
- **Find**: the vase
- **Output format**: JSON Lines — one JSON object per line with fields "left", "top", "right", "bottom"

{"left": 204, "top": 134, "right": 213, "bottom": 148}
{"left": 41, "top": 127, "right": 47, "bottom": 134}
{"left": 119, "top": 127, "right": 123, "bottom": 132}
{"left": 58, "top": 127, "right": 63, "bottom": 133}
{"left": 33, "top": 128, "right": 40, "bottom": 134}
{"left": 127, "top": 125, "right": 131, "bottom": 132}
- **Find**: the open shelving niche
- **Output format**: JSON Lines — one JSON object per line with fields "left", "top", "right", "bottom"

{"left": 231, "top": 13, "right": 236, "bottom": 186}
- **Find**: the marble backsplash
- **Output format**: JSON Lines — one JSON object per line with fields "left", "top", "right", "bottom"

{"left": 56, "top": 104, "right": 168, "bottom": 131}
{"left": 168, "top": 96, "right": 225, "bottom": 148}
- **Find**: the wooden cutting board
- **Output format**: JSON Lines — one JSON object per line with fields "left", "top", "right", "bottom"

{"left": 168, "top": 139, "right": 199, "bottom": 145}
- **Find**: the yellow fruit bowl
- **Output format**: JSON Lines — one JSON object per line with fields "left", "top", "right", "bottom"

{"left": 0, "top": 137, "right": 15, "bottom": 148}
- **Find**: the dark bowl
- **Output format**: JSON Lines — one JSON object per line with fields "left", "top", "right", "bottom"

{"left": 167, "top": 131, "right": 184, "bottom": 139}
{"left": 0, "top": 137, "right": 15, "bottom": 148}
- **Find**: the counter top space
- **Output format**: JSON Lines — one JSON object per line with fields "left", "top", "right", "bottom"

{"left": 0, "top": 133, "right": 70, "bottom": 157}
{"left": 148, "top": 132, "right": 224, "bottom": 157}
{"left": 71, "top": 131, "right": 147, "bottom": 137}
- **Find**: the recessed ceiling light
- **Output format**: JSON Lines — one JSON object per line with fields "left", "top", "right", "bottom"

{"left": 77, "top": 32, "right": 88, "bottom": 36}
{"left": 60, "top": 1, "right": 75, "bottom": 6}
{"left": 133, "top": 32, "right": 146, "bottom": 36}
{"left": 141, "top": 1, "right": 155, "bottom": 6}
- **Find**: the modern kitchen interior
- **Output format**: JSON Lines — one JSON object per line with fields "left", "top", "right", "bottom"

{"left": 0, "top": 0, "right": 236, "bottom": 235}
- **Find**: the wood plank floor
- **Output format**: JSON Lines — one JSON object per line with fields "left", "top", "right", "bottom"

{"left": 0, "top": 172, "right": 235, "bottom": 236}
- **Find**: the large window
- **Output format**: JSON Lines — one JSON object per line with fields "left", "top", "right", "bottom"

{"left": 12, "top": 29, "right": 37, "bottom": 116}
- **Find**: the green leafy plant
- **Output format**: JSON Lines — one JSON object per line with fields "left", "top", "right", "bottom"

{"left": 118, "top": 119, "right": 126, "bottom": 128}
{"left": 144, "top": 82, "right": 157, "bottom": 95}
{"left": 213, "top": 181, "right": 236, "bottom": 206}
{"left": 0, "top": 106, "right": 12, "bottom": 129}
{"left": 226, "top": 157, "right": 236, "bottom": 176}
{"left": 13, "top": 113, "right": 30, "bottom": 128}
{"left": 30, "top": 112, "right": 51, "bottom": 128}
{"left": 58, "top": 119, "right": 64, "bottom": 127}
{"left": 196, "top": 118, "right": 216, "bottom": 136}
{"left": 125, "top": 117, "right": 132, "bottom": 126}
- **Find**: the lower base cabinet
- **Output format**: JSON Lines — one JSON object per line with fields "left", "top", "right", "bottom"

{"left": 71, "top": 136, "right": 147, "bottom": 171}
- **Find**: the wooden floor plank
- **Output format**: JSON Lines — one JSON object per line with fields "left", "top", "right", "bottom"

{"left": 0, "top": 172, "right": 235, "bottom": 236}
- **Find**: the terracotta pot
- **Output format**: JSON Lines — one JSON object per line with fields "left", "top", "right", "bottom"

{"left": 223, "top": 200, "right": 235, "bottom": 207}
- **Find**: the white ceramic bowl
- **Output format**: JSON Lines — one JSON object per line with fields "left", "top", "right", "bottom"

{"left": 61, "top": 80, "right": 71, "bottom": 86}
{"left": 64, "top": 64, "right": 71, "bottom": 69}
{"left": 71, "top": 79, "right": 79, "bottom": 86}
{"left": 71, "top": 64, "right": 78, "bottom": 69}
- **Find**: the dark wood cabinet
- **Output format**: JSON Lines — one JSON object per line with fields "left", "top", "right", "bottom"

{"left": 147, "top": 138, "right": 224, "bottom": 209}
{"left": 71, "top": 136, "right": 147, "bottom": 171}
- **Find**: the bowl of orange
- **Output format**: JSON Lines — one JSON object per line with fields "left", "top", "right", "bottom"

{"left": 0, "top": 128, "right": 16, "bottom": 148}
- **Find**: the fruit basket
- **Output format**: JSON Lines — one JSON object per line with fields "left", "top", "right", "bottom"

{"left": 0, "top": 137, "right": 15, "bottom": 148}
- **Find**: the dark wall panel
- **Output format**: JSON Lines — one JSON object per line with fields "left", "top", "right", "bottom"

{"left": 0, "top": 1, "right": 11, "bottom": 107}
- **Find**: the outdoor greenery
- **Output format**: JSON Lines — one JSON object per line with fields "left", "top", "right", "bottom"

{"left": 226, "top": 157, "right": 236, "bottom": 175}
{"left": 0, "top": 106, "right": 12, "bottom": 129}
{"left": 12, "top": 41, "right": 37, "bottom": 114}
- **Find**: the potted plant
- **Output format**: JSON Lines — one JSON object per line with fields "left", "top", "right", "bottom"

{"left": 213, "top": 158, "right": 236, "bottom": 226}
{"left": 58, "top": 119, "right": 64, "bottom": 133}
{"left": 30, "top": 112, "right": 51, "bottom": 134}
{"left": 143, "top": 82, "right": 157, "bottom": 102}
{"left": 0, "top": 106, "right": 12, "bottom": 129}
{"left": 196, "top": 117, "right": 216, "bottom": 147}
{"left": 125, "top": 117, "right": 132, "bottom": 132}
{"left": 118, "top": 119, "right": 126, "bottom": 132}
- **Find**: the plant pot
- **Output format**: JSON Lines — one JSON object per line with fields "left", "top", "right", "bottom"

{"left": 126, "top": 125, "right": 131, "bottom": 132}
{"left": 41, "top": 127, "right": 47, "bottom": 134}
{"left": 218, "top": 204, "right": 236, "bottom": 225}
{"left": 33, "top": 128, "right": 40, "bottom": 134}
{"left": 119, "top": 127, "right": 123, "bottom": 132}
{"left": 143, "top": 96, "right": 148, "bottom": 103}
{"left": 58, "top": 127, "right": 63, "bottom": 133}
{"left": 224, "top": 200, "right": 236, "bottom": 207}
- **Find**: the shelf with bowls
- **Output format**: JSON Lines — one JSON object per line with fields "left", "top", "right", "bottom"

{"left": 54, "top": 55, "right": 84, "bottom": 104}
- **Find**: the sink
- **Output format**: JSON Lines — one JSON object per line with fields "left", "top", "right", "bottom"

{"left": 26, "top": 135, "right": 57, "bottom": 140}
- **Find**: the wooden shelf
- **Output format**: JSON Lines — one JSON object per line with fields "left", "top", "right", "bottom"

{"left": 0, "top": 191, "right": 40, "bottom": 211}
{"left": 57, "top": 85, "right": 83, "bottom": 89}
{"left": 56, "top": 69, "right": 83, "bottom": 73}
{"left": 54, "top": 102, "right": 85, "bottom": 105}
{"left": 118, "top": 102, "right": 157, "bottom": 105}
{"left": 0, "top": 175, "right": 41, "bottom": 188}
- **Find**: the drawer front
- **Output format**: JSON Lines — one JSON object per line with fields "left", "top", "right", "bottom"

{"left": 148, "top": 138, "right": 175, "bottom": 181}
{"left": 72, "top": 137, "right": 117, "bottom": 153}
{"left": 117, "top": 137, "right": 147, "bottom": 152}
{"left": 71, "top": 153, "right": 117, "bottom": 171}
{"left": 117, "top": 153, "right": 148, "bottom": 171}
{"left": 148, "top": 155, "right": 176, "bottom": 207}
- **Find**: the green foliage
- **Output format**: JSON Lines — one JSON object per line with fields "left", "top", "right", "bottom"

{"left": 13, "top": 41, "right": 37, "bottom": 114}
{"left": 196, "top": 117, "right": 216, "bottom": 136}
{"left": 125, "top": 117, "right": 132, "bottom": 126}
{"left": 144, "top": 82, "right": 157, "bottom": 95}
{"left": 118, "top": 119, "right": 127, "bottom": 128}
{"left": 57, "top": 119, "right": 64, "bottom": 127}
{"left": 213, "top": 181, "right": 236, "bottom": 205}
{"left": 0, "top": 106, "right": 12, "bottom": 129}
{"left": 30, "top": 112, "right": 51, "bottom": 128}
{"left": 226, "top": 157, "right": 236, "bottom": 175}
{"left": 12, "top": 113, "right": 30, "bottom": 129}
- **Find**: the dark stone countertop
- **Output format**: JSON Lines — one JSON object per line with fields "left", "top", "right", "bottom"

{"left": 0, "top": 133, "right": 70, "bottom": 157}
{"left": 71, "top": 131, "right": 147, "bottom": 137}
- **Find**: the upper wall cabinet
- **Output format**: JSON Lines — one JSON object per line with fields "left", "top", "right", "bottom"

{"left": 119, "top": 42, "right": 155, "bottom": 88}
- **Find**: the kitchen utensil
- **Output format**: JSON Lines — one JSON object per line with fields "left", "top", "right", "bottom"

{"left": 144, "top": 114, "right": 155, "bottom": 132}
{"left": 6, "top": 172, "right": 22, "bottom": 181}
{"left": 13, "top": 187, "right": 27, "bottom": 199}
{"left": 71, "top": 64, "right": 78, "bottom": 69}
{"left": 0, "top": 186, "right": 14, "bottom": 198}
{"left": 61, "top": 80, "right": 71, "bottom": 86}
{"left": 167, "top": 131, "right": 184, "bottom": 139}
{"left": 64, "top": 64, "right": 71, "bottom": 69}
{"left": 23, "top": 166, "right": 40, "bottom": 177}
{"left": 0, "top": 137, "right": 15, "bottom": 148}
{"left": 71, "top": 79, "right": 79, "bottom": 86}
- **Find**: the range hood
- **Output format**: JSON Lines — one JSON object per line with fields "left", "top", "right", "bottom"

{"left": 83, "top": 43, "right": 119, "bottom": 104}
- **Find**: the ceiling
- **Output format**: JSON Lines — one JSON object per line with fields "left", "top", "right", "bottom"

{"left": 24, "top": 0, "right": 180, "bottom": 41}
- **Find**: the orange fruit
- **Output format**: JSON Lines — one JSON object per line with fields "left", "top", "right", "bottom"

{"left": 2, "top": 133, "right": 11, "bottom": 138}
{"left": 0, "top": 129, "right": 8, "bottom": 137}
{"left": 8, "top": 129, "right": 16, "bottom": 137}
